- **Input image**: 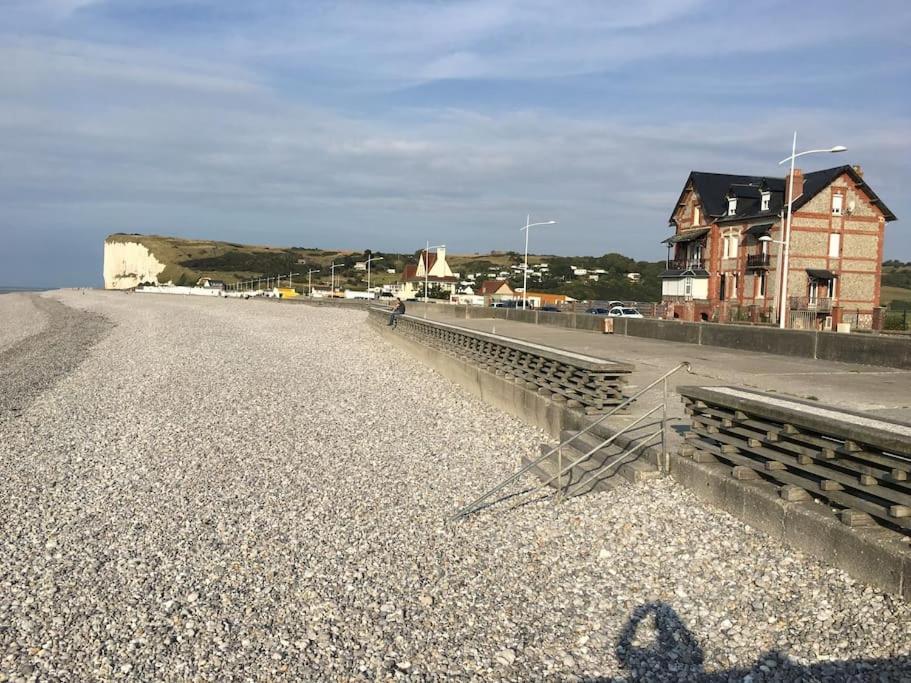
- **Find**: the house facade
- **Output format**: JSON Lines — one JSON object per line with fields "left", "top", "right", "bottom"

{"left": 660, "top": 165, "right": 896, "bottom": 329}
{"left": 401, "top": 246, "right": 459, "bottom": 298}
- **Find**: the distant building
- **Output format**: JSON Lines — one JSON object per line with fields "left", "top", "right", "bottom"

{"left": 626, "top": 272, "right": 641, "bottom": 283}
{"left": 402, "top": 246, "right": 459, "bottom": 298}
{"left": 197, "top": 277, "right": 226, "bottom": 290}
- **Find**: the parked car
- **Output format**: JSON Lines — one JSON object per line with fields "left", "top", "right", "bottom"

{"left": 585, "top": 307, "right": 612, "bottom": 315}
{"left": 607, "top": 307, "right": 644, "bottom": 318}
{"left": 539, "top": 305, "right": 561, "bottom": 312}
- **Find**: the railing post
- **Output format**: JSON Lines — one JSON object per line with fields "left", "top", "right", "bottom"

{"left": 661, "top": 376, "right": 669, "bottom": 472}
{"left": 557, "top": 446, "right": 563, "bottom": 502}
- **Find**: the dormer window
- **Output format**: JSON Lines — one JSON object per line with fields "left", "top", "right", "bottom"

{"left": 761, "top": 191, "right": 770, "bottom": 211}
{"left": 832, "top": 193, "right": 843, "bottom": 216}
{"left": 727, "top": 198, "right": 737, "bottom": 216}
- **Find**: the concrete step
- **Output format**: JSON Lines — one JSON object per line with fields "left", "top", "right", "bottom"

{"left": 522, "top": 447, "right": 623, "bottom": 498}
{"left": 527, "top": 429, "right": 663, "bottom": 496}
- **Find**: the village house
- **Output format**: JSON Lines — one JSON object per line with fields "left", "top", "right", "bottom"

{"left": 478, "top": 279, "right": 517, "bottom": 304}
{"left": 660, "top": 165, "right": 896, "bottom": 329}
{"left": 401, "top": 246, "right": 459, "bottom": 299}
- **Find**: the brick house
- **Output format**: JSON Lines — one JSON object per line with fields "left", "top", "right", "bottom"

{"left": 660, "top": 165, "right": 896, "bottom": 329}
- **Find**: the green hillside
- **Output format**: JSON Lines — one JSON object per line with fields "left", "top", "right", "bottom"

{"left": 108, "top": 233, "right": 905, "bottom": 306}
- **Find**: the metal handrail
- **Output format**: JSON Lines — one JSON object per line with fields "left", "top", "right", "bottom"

{"left": 451, "top": 361, "right": 692, "bottom": 520}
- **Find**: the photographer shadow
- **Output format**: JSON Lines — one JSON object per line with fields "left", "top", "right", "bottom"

{"left": 585, "top": 602, "right": 910, "bottom": 682}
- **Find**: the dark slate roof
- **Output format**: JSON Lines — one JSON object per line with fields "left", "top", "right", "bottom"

{"left": 793, "top": 165, "right": 896, "bottom": 220}
{"left": 670, "top": 165, "right": 896, "bottom": 225}
{"left": 746, "top": 223, "right": 774, "bottom": 237}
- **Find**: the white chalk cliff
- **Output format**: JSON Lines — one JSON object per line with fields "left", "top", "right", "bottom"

{"left": 103, "top": 240, "right": 167, "bottom": 289}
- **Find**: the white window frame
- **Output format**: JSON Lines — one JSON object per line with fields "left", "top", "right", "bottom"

{"left": 684, "top": 276, "right": 693, "bottom": 299}
{"left": 828, "top": 232, "right": 840, "bottom": 258}
{"left": 723, "top": 234, "right": 738, "bottom": 259}
{"left": 808, "top": 280, "right": 819, "bottom": 306}
{"left": 728, "top": 198, "right": 737, "bottom": 216}
{"left": 832, "top": 193, "right": 843, "bottom": 216}
{"left": 761, "top": 192, "right": 770, "bottom": 211}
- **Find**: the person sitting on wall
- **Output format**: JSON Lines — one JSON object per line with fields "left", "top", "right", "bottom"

{"left": 388, "top": 298, "right": 406, "bottom": 328}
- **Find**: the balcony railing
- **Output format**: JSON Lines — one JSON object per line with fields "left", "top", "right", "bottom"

{"left": 665, "top": 258, "right": 705, "bottom": 271}
{"left": 789, "top": 297, "right": 832, "bottom": 311}
{"left": 746, "top": 253, "right": 770, "bottom": 269}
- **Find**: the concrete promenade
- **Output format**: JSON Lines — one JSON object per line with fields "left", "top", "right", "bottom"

{"left": 414, "top": 311, "right": 911, "bottom": 422}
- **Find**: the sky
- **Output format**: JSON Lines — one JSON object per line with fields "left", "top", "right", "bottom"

{"left": 1, "top": 0, "right": 910, "bottom": 287}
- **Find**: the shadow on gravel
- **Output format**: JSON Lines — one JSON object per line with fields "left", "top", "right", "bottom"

{"left": 0, "top": 295, "right": 113, "bottom": 421}
{"left": 586, "top": 602, "right": 910, "bottom": 682}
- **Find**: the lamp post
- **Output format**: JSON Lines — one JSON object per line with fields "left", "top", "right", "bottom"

{"left": 364, "top": 255, "right": 384, "bottom": 298}
{"left": 306, "top": 268, "right": 320, "bottom": 297}
{"left": 423, "top": 242, "right": 446, "bottom": 304}
{"left": 520, "top": 215, "right": 557, "bottom": 309}
{"left": 329, "top": 262, "right": 342, "bottom": 297}
{"left": 775, "top": 132, "right": 846, "bottom": 329}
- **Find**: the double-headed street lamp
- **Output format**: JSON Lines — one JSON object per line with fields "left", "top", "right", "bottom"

{"left": 363, "top": 255, "right": 384, "bottom": 297}
{"left": 520, "top": 215, "right": 557, "bottom": 309}
{"left": 306, "top": 268, "right": 320, "bottom": 297}
{"left": 775, "top": 133, "right": 846, "bottom": 328}
{"left": 329, "top": 262, "right": 342, "bottom": 297}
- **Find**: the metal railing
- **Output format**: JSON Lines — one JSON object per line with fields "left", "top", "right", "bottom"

{"left": 665, "top": 258, "right": 705, "bottom": 271}
{"left": 789, "top": 296, "right": 833, "bottom": 311}
{"left": 746, "top": 254, "right": 770, "bottom": 269}
{"left": 451, "top": 361, "right": 692, "bottom": 520}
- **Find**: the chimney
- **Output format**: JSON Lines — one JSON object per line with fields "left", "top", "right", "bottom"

{"left": 786, "top": 167, "right": 804, "bottom": 203}
{"left": 852, "top": 164, "right": 863, "bottom": 178}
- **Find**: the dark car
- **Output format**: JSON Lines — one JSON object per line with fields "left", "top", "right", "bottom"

{"left": 539, "top": 305, "right": 561, "bottom": 312}
{"left": 586, "top": 307, "right": 611, "bottom": 315}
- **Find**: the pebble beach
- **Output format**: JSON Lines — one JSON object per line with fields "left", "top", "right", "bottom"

{"left": 1, "top": 291, "right": 909, "bottom": 681}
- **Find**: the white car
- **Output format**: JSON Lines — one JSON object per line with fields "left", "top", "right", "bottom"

{"left": 608, "top": 307, "right": 643, "bottom": 318}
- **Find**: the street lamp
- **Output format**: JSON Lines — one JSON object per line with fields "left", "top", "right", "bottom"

{"left": 520, "top": 215, "right": 557, "bottom": 309}
{"left": 328, "top": 262, "right": 342, "bottom": 297}
{"left": 423, "top": 242, "right": 445, "bottom": 305}
{"left": 306, "top": 268, "right": 320, "bottom": 297}
{"left": 775, "top": 133, "right": 846, "bottom": 328}
{"left": 364, "top": 255, "right": 384, "bottom": 298}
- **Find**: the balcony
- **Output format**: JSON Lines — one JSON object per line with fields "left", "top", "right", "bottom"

{"left": 665, "top": 258, "right": 705, "bottom": 271}
{"left": 789, "top": 296, "right": 832, "bottom": 311}
{"left": 746, "top": 253, "right": 770, "bottom": 269}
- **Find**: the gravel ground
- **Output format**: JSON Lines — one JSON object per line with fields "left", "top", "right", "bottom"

{"left": 0, "top": 294, "right": 112, "bottom": 421}
{"left": 0, "top": 290, "right": 909, "bottom": 682}
{"left": 0, "top": 294, "right": 49, "bottom": 353}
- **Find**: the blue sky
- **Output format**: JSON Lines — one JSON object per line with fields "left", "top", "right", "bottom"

{"left": 2, "top": 0, "right": 909, "bottom": 287}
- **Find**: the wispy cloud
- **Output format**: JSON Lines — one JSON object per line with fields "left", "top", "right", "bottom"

{"left": 1, "top": 1, "right": 909, "bottom": 286}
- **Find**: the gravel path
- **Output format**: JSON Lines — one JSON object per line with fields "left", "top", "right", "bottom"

{"left": 0, "top": 291, "right": 909, "bottom": 682}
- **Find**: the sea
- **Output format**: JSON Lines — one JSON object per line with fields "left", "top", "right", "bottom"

{"left": 0, "top": 287, "right": 51, "bottom": 294}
